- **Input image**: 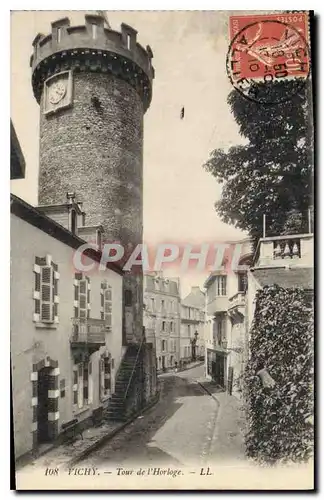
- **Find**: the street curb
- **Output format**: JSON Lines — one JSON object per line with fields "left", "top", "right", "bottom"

{"left": 66, "top": 391, "right": 161, "bottom": 468}
{"left": 158, "top": 361, "right": 204, "bottom": 377}
{"left": 177, "top": 361, "right": 204, "bottom": 373}
{"left": 197, "top": 381, "right": 221, "bottom": 408}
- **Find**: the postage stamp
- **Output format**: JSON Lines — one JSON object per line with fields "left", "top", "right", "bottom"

{"left": 10, "top": 9, "right": 314, "bottom": 492}
{"left": 227, "top": 13, "right": 310, "bottom": 104}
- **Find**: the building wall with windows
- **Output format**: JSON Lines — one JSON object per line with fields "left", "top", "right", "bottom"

{"left": 180, "top": 305, "right": 205, "bottom": 365}
{"left": 204, "top": 238, "right": 253, "bottom": 394}
{"left": 11, "top": 198, "right": 124, "bottom": 459}
{"left": 143, "top": 273, "right": 181, "bottom": 371}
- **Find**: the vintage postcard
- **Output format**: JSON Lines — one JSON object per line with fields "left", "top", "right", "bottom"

{"left": 11, "top": 9, "right": 314, "bottom": 491}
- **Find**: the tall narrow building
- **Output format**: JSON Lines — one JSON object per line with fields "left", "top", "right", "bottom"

{"left": 30, "top": 13, "right": 154, "bottom": 344}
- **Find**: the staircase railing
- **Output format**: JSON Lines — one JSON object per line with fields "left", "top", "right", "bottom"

{"left": 124, "top": 335, "right": 145, "bottom": 401}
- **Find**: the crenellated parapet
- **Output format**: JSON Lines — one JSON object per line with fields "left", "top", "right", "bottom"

{"left": 31, "top": 14, "right": 154, "bottom": 111}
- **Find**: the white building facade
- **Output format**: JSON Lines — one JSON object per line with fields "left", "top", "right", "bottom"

{"left": 204, "top": 238, "right": 253, "bottom": 396}
{"left": 144, "top": 273, "right": 181, "bottom": 372}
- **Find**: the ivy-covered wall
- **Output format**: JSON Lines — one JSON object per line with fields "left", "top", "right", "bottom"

{"left": 244, "top": 285, "right": 313, "bottom": 464}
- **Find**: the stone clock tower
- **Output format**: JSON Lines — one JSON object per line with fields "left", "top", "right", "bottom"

{"left": 30, "top": 14, "right": 154, "bottom": 344}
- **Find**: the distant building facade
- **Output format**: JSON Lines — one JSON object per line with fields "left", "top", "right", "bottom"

{"left": 144, "top": 273, "right": 181, "bottom": 371}
{"left": 180, "top": 287, "right": 206, "bottom": 366}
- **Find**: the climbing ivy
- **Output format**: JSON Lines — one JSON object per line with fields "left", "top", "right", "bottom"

{"left": 244, "top": 285, "right": 313, "bottom": 464}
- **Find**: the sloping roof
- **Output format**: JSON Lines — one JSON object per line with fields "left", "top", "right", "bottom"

{"left": 10, "top": 194, "right": 124, "bottom": 276}
{"left": 251, "top": 267, "right": 313, "bottom": 290}
{"left": 182, "top": 287, "right": 205, "bottom": 308}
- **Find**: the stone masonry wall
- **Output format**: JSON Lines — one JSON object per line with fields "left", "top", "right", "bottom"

{"left": 39, "top": 71, "right": 143, "bottom": 247}
{"left": 38, "top": 70, "right": 144, "bottom": 342}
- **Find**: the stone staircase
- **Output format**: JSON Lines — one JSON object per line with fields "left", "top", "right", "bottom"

{"left": 105, "top": 343, "right": 143, "bottom": 422}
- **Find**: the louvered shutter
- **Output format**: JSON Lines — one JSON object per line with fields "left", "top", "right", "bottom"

{"left": 88, "top": 362, "right": 93, "bottom": 404}
{"left": 78, "top": 363, "right": 84, "bottom": 409}
{"left": 79, "top": 279, "right": 87, "bottom": 319}
{"left": 104, "top": 287, "right": 112, "bottom": 326}
{"left": 34, "top": 267, "right": 41, "bottom": 316}
{"left": 99, "top": 358, "right": 105, "bottom": 400}
{"left": 83, "top": 363, "right": 89, "bottom": 403}
{"left": 73, "top": 368, "right": 78, "bottom": 405}
{"left": 40, "top": 266, "right": 53, "bottom": 322}
{"left": 86, "top": 277, "right": 91, "bottom": 318}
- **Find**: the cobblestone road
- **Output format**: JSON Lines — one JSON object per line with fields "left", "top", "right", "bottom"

{"left": 78, "top": 365, "right": 219, "bottom": 468}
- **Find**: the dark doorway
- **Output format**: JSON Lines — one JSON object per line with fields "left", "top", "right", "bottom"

{"left": 213, "top": 354, "right": 225, "bottom": 388}
{"left": 37, "top": 367, "right": 51, "bottom": 443}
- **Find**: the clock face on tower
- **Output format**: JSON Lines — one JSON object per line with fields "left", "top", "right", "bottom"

{"left": 44, "top": 71, "right": 73, "bottom": 115}
{"left": 49, "top": 80, "right": 66, "bottom": 104}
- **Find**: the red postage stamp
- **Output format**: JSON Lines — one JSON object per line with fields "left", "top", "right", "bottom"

{"left": 227, "top": 12, "right": 310, "bottom": 104}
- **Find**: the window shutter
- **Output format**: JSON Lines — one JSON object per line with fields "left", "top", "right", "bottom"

{"left": 79, "top": 279, "right": 87, "bottom": 319}
{"left": 104, "top": 287, "right": 112, "bottom": 326}
{"left": 73, "top": 368, "right": 78, "bottom": 405}
{"left": 35, "top": 272, "right": 40, "bottom": 292}
{"left": 34, "top": 264, "right": 41, "bottom": 318}
{"left": 99, "top": 358, "right": 105, "bottom": 400}
{"left": 87, "top": 278, "right": 91, "bottom": 319}
{"left": 40, "top": 265, "right": 53, "bottom": 322}
{"left": 78, "top": 363, "right": 84, "bottom": 408}
{"left": 88, "top": 362, "right": 93, "bottom": 404}
{"left": 83, "top": 363, "right": 89, "bottom": 403}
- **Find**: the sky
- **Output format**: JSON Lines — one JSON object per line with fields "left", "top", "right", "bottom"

{"left": 10, "top": 10, "right": 248, "bottom": 297}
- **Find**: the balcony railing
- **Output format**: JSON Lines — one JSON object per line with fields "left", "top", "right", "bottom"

{"left": 71, "top": 318, "right": 109, "bottom": 345}
{"left": 228, "top": 291, "right": 246, "bottom": 310}
{"left": 254, "top": 233, "right": 313, "bottom": 268}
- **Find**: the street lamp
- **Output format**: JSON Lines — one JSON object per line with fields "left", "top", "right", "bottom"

{"left": 191, "top": 331, "right": 199, "bottom": 361}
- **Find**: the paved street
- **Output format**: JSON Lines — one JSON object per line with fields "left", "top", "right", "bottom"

{"left": 78, "top": 365, "right": 220, "bottom": 468}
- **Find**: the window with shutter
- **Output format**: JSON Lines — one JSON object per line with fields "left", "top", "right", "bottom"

{"left": 34, "top": 257, "right": 59, "bottom": 324}
{"left": 75, "top": 275, "right": 90, "bottom": 319}
{"left": 88, "top": 362, "right": 93, "bottom": 404}
{"left": 73, "top": 368, "right": 78, "bottom": 405}
{"left": 77, "top": 363, "right": 84, "bottom": 408}
{"left": 104, "top": 356, "right": 111, "bottom": 391}
{"left": 83, "top": 363, "right": 89, "bottom": 402}
{"left": 104, "top": 287, "right": 112, "bottom": 326}
{"left": 99, "top": 358, "right": 105, "bottom": 401}
{"left": 41, "top": 266, "right": 53, "bottom": 322}
{"left": 79, "top": 279, "right": 87, "bottom": 318}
